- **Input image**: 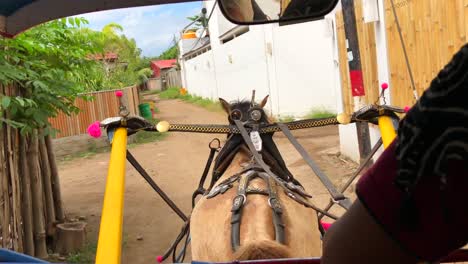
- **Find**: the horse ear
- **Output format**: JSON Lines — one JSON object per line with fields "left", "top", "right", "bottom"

{"left": 219, "top": 98, "right": 231, "bottom": 114}
{"left": 259, "top": 95, "right": 269, "bottom": 108}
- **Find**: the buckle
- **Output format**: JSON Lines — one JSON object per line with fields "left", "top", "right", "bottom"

{"left": 231, "top": 194, "right": 246, "bottom": 212}
{"left": 268, "top": 197, "right": 283, "bottom": 214}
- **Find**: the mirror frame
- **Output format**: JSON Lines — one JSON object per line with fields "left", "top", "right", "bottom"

{"left": 217, "top": 0, "right": 339, "bottom": 26}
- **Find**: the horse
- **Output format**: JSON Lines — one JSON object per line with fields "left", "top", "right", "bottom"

{"left": 190, "top": 95, "right": 322, "bottom": 262}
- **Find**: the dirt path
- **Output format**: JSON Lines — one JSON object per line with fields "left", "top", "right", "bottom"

{"left": 58, "top": 98, "right": 358, "bottom": 263}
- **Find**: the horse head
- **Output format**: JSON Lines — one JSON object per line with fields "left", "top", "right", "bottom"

{"left": 219, "top": 95, "right": 270, "bottom": 125}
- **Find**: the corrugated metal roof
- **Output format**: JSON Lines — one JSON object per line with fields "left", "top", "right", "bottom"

{"left": 151, "top": 59, "right": 177, "bottom": 69}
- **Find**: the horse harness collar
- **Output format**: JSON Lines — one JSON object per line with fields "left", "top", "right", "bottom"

{"left": 203, "top": 118, "right": 342, "bottom": 252}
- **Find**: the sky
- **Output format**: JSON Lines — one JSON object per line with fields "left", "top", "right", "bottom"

{"left": 77, "top": 1, "right": 203, "bottom": 57}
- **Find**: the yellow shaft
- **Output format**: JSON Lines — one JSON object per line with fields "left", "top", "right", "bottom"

{"left": 96, "top": 128, "right": 128, "bottom": 264}
{"left": 378, "top": 116, "right": 397, "bottom": 148}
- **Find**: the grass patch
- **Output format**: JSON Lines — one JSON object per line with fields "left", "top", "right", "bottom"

{"left": 141, "top": 89, "right": 160, "bottom": 96}
{"left": 159, "top": 87, "right": 181, "bottom": 99}
{"left": 59, "top": 147, "right": 110, "bottom": 162}
{"left": 278, "top": 116, "right": 295, "bottom": 122}
{"left": 64, "top": 235, "right": 128, "bottom": 264}
{"left": 305, "top": 108, "right": 336, "bottom": 119}
{"left": 130, "top": 130, "right": 167, "bottom": 146}
{"left": 159, "top": 87, "right": 222, "bottom": 112}
{"left": 65, "top": 242, "right": 97, "bottom": 264}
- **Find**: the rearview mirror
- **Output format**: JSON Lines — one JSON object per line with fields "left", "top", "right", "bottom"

{"left": 218, "top": 0, "right": 339, "bottom": 25}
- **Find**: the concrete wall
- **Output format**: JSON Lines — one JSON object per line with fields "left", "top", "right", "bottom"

{"left": 180, "top": 1, "right": 338, "bottom": 118}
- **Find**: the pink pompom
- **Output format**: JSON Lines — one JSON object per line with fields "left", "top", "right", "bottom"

{"left": 381, "top": 83, "right": 389, "bottom": 90}
{"left": 156, "top": 255, "right": 163, "bottom": 263}
{"left": 404, "top": 106, "right": 411, "bottom": 113}
{"left": 87, "top": 121, "right": 102, "bottom": 138}
{"left": 320, "top": 221, "right": 332, "bottom": 231}
{"left": 115, "top": 90, "right": 123, "bottom": 98}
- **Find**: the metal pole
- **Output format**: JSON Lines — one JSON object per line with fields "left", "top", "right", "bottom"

{"left": 341, "top": 0, "right": 372, "bottom": 164}
{"left": 95, "top": 128, "right": 128, "bottom": 264}
{"left": 126, "top": 150, "right": 188, "bottom": 222}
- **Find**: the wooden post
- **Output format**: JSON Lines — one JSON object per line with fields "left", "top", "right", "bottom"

{"left": 20, "top": 136, "right": 35, "bottom": 256}
{"left": 7, "top": 125, "right": 23, "bottom": 252}
{"left": 45, "top": 135, "right": 65, "bottom": 222}
{"left": 27, "top": 133, "right": 48, "bottom": 258}
{"left": 341, "top": 0, "right": 372, "bottom": 163}
{"left": 0, "top": 116, "right": 8, "bottom": 248}
{"left": 39, "top": 134, "right": 56, "bottom": 234}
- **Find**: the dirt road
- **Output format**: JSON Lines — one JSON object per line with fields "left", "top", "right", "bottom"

{"left": 58, "top": 98, "right": 358, "bottom": 263}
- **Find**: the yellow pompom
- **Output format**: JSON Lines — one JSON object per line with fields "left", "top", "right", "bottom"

{"left": 337, "top": 113, "right": 351, "bottom": 124}
{"left": 156, "top": 121, "right": 170, "bottom": 132}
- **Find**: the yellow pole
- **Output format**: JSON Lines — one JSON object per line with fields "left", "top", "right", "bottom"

{"left": 96, "top": 127, "right": 128, "bottom": 264}
{"left": 378, "top": 116, "right": 397, "bottom": 148}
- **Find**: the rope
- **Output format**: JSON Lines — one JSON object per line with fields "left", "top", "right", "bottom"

{"left": 166, "top": 117, "right": 341, "bottom": 134}
{"left": 389, "top": 0, "right": 419, "bottom": 101}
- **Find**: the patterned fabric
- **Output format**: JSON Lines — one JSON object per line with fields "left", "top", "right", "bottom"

{"left": 394, "top": 43, "right": 468, "bottom": 228}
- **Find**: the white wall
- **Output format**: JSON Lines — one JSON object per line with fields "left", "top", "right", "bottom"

{"left": 272, "top": 21, "right": 337, "bottom": 116}
{"left": 181, "top": 1, "right": 338, "bottom": 118}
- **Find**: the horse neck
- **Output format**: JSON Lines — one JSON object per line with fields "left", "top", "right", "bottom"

{"left": 218, "top": 146, "right": 251, "bottom": 181}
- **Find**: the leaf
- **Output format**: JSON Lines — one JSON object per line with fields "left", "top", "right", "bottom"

{"left": 1, "top": 96, "right": 11, "bottom": 108}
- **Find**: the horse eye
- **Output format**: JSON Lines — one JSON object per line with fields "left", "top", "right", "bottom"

{"left": 230, "top": 110, "right": 243, "bottom": 120}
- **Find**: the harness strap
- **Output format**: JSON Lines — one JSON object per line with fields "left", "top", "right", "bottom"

{"left": 231, "top": 171, "right": 251, "bottom": 251}
{"left": 231, "top": 171, "right": 286, "bottom": 252}
{"left": 277, "top": 123, "right": 352, "bottom": 210}
{"left": 265, "top": 173, "right": 285, "bottom": 245}
{"left": 192, "top": 139, "right": 220, "bottom": 208}
{"left": 234, "top": 120, "right": 338, "bottom": 220}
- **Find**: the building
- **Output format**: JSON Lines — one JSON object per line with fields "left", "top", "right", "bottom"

{"left": 150, "top": 59, "right": 177, "bottom": 78}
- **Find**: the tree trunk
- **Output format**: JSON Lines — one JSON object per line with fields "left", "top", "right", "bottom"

{"left": 20, "top": 136, "right": 34, "bottom": 256}
{"left": 45, "top": 135, "right": 65, "bottom": 222}
{"left": 27, "top": 134, "right": 48, "bottom": 258}
{"left": 39, "top": 133, "right": 56, "bottom": 234}
{"left": 55, "top": 222, "right": 86, "bottom": 256}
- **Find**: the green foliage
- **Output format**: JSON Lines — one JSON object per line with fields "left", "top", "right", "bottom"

{"left": 305, "top": 108, "right": 336, "bottom": 119}
{"left": 137, "top": 68, "right": 153, "bottom": 85}
{"left": 0, "top": 18, "right": 103, "bottom": 134}
{"left": 158, "top": 44, "right": 179, "bottom": 60}
{"left": 187, "top": 14, "right": 208, "bottom": 29}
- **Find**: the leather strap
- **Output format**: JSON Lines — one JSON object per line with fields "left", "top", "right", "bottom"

{"left": 277, "top": 123, "right": 352, "bottom": 210}
{"left": 234, "top": 120, "right": 338, "bottom": 219}
{"left": 192, "top": 139, "right": 220, "bottom": 208}
{"left": 231, "top": 171, "right": 252, "bottom": 251}
{"left": 231, "top": 171, "right": 286, "bottom": 252}
{"left": 265, "top": 173, "right": 285, "bottom": 245}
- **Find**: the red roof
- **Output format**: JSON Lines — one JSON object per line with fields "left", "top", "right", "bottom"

{"left": 151, "top": 59, "right": 176, "bottom": 69}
